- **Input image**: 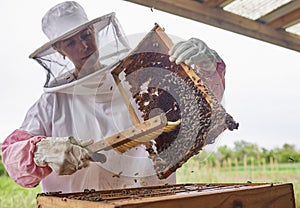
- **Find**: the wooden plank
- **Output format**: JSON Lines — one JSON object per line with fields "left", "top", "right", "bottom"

{"left": 258, "top": 1, "right": 300, "bottom": 23}
{"left": 267, "top": 7, "right": 300, "bottom": 28}
{"left": 36, "top": 196, "right": 113, "bottom": 208}
{"left": 86, "top": 114, "right": 167, "bottom": 153}
{"left": 36, "top": 183, "right": 296, "bottom": 208}
{"left": 116, "top": 183, "right": 296, "bottom": 208}
{"left": 123, "top": 0, "right": 300, "bottom": 52}
{"left": 153, "top": 25, "right": 173, "bottom": 49}
{"left": 203, "top": 0, "right": 233, "bottom": 8}
{"left": 111, "top": 72, "right": 141, "bottom": 125}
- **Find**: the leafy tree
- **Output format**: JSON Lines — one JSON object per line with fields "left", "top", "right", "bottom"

{"left": 233, "top": 140, "right": 260, "bottom": 162}
{"left": 274, "top": 143, "right": 300, "bottom": 163}
{"left": 216, "top": 145, "right": 233, "bottom": 162}
{"left": 282, "top": 143, "right": 296, "bottom": 152}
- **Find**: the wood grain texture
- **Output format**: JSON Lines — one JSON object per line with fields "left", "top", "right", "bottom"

{"left": 124, "top": 0, "right": 300, "bottom": 53}
{"left": 36, "top": 183, "right": 296, "bottom": 208}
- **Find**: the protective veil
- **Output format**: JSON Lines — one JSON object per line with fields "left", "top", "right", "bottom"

{"left": 30, "top": 12, "right": 130, "bottom": 92}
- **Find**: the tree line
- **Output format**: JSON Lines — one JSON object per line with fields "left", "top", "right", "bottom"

{"left": 196, "top": 140, "right": 300, "bottom": 167}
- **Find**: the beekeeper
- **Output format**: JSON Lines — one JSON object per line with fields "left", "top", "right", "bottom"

{"left": 1, "top": 1, "right": 226, "bottom": 193}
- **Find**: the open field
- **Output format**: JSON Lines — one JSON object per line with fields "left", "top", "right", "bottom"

{"left": 0, "top": 162, "right": 299, "bottom": 207}
{"left": 177, "top": 160, "right": 300, "bottom": 207}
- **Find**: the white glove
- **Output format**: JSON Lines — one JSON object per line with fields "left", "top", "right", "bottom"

{"left": 169, "top": 38, "right": 217, "bottom": 72}
{"left": 34, "top": 136, "right": 94, "bottom": 175}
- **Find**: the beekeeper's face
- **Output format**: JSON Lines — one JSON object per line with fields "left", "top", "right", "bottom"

{"left": 55, "top": 27, "right": 99, "bottom": 76}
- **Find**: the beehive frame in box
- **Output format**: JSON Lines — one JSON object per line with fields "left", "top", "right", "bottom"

{"left": 111, "top": 23, "right": 239, "bottom": 179}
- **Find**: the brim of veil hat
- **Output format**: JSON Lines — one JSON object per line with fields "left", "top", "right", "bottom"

{"left": 29, "top": 12, "right": 116, "bottom": 59}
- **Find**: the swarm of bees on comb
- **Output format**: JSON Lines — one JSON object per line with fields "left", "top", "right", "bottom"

{"left": 111, "top": 24, "right": 239, "bottom": 179}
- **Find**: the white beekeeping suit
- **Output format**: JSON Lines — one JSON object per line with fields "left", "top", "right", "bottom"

{"left": 2, "top": 1, "right": 225, "bottom": 194}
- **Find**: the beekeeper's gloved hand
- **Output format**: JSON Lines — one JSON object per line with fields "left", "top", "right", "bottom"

{"left": 34, "top": 136, "right": 94, "bottom": 175}
{"left": 169, "top": 38, "right": 217, "bottom": 72}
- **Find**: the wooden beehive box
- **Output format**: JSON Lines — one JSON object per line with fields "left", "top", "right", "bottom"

{"left": 36, "top": 183, "right": 296, "bottom": 208}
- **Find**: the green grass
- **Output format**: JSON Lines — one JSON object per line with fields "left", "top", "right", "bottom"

{"left": 0, "top": 176, "right": 41, "bottom": 208}
{"left": 177, "top": 160, "right": 300, "bottom": 207}
{"left": 0, "top": 162, "right": 299, "bottom": 207}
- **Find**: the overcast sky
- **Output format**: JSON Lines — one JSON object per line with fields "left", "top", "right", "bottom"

{"left": 1, "top": 0, "right": 299, "bottom": 150}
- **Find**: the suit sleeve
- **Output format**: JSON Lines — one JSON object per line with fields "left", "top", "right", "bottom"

{"left": 2, "top": 130, "right": 52, "bottom": 188}
{"left": 1, "top": 94, "right": 54, "bottom": 188}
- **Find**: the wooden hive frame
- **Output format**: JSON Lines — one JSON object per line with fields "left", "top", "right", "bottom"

{"left": 111, "top": 24, "right": 239, "bottom": 179}
{"left": 111, "top": 23, "right": 174, "bottom": 125}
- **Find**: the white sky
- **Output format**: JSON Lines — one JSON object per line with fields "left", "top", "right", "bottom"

{"left": 1, "top": 0, "right": 299, "bottom": 150}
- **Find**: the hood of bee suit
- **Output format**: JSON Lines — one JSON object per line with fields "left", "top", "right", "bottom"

{"left": 29, "top": 1, "right": 130, "bottom": 95}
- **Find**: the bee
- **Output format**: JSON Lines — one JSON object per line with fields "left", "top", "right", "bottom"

{"left": 112, "top": 171, "right": 123, "bottom": 178}
{"left": 288, "top": 157, "right": 295, "bottom": 162}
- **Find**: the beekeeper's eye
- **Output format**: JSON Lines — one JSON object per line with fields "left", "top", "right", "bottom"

{"left": 65, "top": 40, "right": 76, "bottom": 48}
{"left": 60, "top": 37, "right": 76, "bottom": 49}
{"left": 80, "top": 29, "right": 93, "bottom": 41}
